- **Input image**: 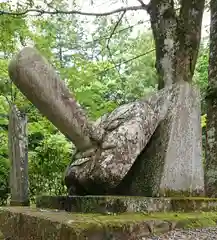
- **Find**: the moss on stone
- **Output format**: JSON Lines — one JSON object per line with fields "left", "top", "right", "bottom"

{"left": 177, "top": 217, "right": 217, "bottom": 229}
{"left": 36, "top": 195, "right": 171, "bottom": 214}
{"left": 0, "top": 231, "right": 3, "bottom": 240}
{"left": 1, "top": 207, "right": 217, "bottom": 239}
{"left": 170, "top": 197, "right": 217, "bottom": 212}
{"left": 36, "top": 195, "right": 217, "bottom": 215}
{"left": 159, "top": 188, "right": 204, "bottom": 197}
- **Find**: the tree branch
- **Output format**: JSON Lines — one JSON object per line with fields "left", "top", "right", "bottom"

{"left": 107, "top": 11, "right": 126, "bottom": 80}
{"left": 64, "top": 20, "right": 147, "bottom": 51}
{"left": 0, "top": 5, "right": 146, "bottom": 17}
{"left": 137, "top": 0, "right": 149, "bottom": 8}
{"left": 98, "top": 49, "right": 155, "bottom": 75}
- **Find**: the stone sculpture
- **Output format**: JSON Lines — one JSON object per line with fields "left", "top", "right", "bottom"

{"left": 8, "top": 47, "right": 204, "bottom": 196}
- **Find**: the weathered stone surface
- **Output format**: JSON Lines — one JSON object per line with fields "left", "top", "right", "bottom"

{"left": 8, "top": 48, "right": 204, "bottom": 197}
{"left": 126, "top": 81, "right": 204, "bottom": 196}
{"left": 36, "top": 196, "right": 171, "bottom": 213}
{"left": 36, "top": 196, "right": 217, "bottom": 213}
{"left": 8, "top": 47, "right": 100, "bottom": 152}
{"left": 65, "top": 86, "right": 174, "bottom": 194}
{"left": 1, "top": 207, "right": 217, "bottom": 239}
{"left": 170, "top": 197, "right": 217, "bottom": 212}
{"left": 66, "top": 82, "right": 204, "bottom": 196}
{"left": 0, "top": 207, "right": 171, "bottom": 239}
{"left": 160, "top": 82, "right": 203, "bottom": 193}
{"left": 8, "top": 47, "right": 172, "bottom": 195}
{"left": 8, "top": 105, "right": 29, "bottom": 206}
{"left": 0, "top": 231, "right": 3, "bottom": 240}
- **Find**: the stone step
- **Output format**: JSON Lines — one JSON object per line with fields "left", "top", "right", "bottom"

{"left": 1, "top": 207, "right": 217, "bottom": 239}
{"left": 36, "top": 196, "right": 217, "bottom": 214}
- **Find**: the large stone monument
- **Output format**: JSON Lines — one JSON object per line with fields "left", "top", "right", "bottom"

{"left": 8, "top": 47, "right": 204, "bottom": 197}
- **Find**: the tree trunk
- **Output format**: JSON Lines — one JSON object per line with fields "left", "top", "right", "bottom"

{"left": 148, "top": 0, "right": 177, "bottom": 89}
{"left": 8, "top": 104, "right": 29, "bottom": 206}
{"left": 148, "top": 0, "right": 205, "bottom": 88}
{"left": 205, "top": 0, "right": 217, "bottom": 197}
{"left": 175, "top": 0, "right": 205, "bottom": 82}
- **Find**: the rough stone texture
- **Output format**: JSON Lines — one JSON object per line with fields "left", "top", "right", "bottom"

{"left": 36, "top": 196, "right": 217, "bottom": 214}
{"left": 65, "top": 86, "right": 174, "bottom": 194}
{"left": 170, "top": 198, "right": 217, "bottom": 212}
{"left": 8, "top": 48, "right": 204, "bottom": 197}
{"left": 36, "top": 196, "right": 171, "bottom": 213}
{"left": 8, "top": 104, "right": 29, "bottom": 206}
{"left": 8, "top": 47, "right": 100, "bottom": 152}
{"left": 127, "top": 82, "right": 204, "bottom": 196}
{"left": 0, "top": 232, "right": 3, "bottom": 240}
{"left": 0, "top": 207, "right": 217, "bottom": 240}
{"left": 0, "top": 207, "right": 173, "bottom": 240}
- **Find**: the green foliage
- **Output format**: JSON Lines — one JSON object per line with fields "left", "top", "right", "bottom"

{"left": 195, "top": 46, "right": 209, "bottom": 92}
{"left": 201, "top": 114, "right": 207, "bottom": 128}
{"left": 0, "top": 157, "right": 9, "bottom": 205}
{"left": 194, "top": 43, "right": 209, "bottom": 114}
{"left": 0, "top": 96, "right": 9, "bottom": 205}
{"left": 28, "top": 132, "right": 72, "bottom": 200}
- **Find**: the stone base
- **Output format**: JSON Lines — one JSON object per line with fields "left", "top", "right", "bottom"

{"left": 127, "top": 82, "right": 204, "bottom": 196}
{"left": 36, "top": 195, "right": 217, "bottom": 214}
{"left": 1, "top": 207, "right": 217, "bottom": 239}
{"left": 10, "top": 200, "right": 30, "bottom": 207}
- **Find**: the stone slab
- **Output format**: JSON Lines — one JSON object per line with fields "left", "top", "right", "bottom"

{"left": 36, "top": 195, "right": 171, "bottom": 213}
{"left": 159, "top": 82, "right": 204, "bottom": 193}
{"left": 127, "top": 82, "right": 204, "bottom": 196}
{"left": 36, "top": 196, "right": 217, "bottom": 214}
{"left": 1, "top": 206, "right": 217, "bottom": 240}
{"left": 8, "top": 105, "right": 29, "bottom": 206}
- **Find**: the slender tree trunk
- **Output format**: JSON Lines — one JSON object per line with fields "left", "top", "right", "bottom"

{"left": 205, "top": 0, "right": 217, "bottom": 197}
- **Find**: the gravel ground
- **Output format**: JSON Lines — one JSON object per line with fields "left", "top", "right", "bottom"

{"left": 145, "top": 227, "right": 217, "bottom": 240}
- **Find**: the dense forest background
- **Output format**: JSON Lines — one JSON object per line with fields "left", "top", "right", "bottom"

{"left": 0, "top": 0, "right": 209, "bottom": 203}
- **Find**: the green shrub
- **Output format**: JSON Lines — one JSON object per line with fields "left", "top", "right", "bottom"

{"left": 0, "top": 158, "right": 9, "bottom": 205}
